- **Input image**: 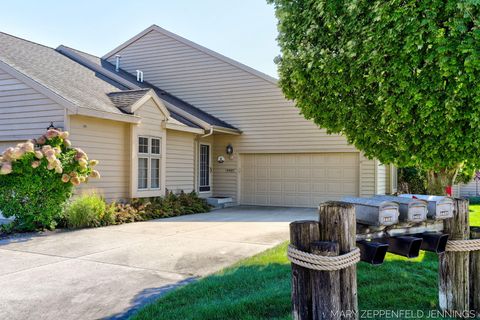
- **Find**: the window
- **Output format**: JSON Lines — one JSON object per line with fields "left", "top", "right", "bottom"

{"left": 137, "top": 136, "right": 161, "bottom": 190}
{"left": 199, "top": 144, "right": 210, "bottom": 192}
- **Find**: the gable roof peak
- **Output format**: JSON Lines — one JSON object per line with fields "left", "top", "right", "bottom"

{"left": 102, "top": 24, "right": 278, "bottom": 85}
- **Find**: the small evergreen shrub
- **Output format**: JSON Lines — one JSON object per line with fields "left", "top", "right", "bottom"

{"left": 65, "top": 193, "right": 106, "bottom": 229}
{"left": 0, "top": 129, "right": 99, "bottom": 231}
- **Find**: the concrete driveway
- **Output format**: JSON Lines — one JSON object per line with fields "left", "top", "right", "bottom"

{"left": 0, "top": 206, "right": 316, "bottom": 320}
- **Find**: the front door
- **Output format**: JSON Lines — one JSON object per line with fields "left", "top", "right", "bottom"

{"left": 199, "top": 144, "right": 211, "bottom": 192}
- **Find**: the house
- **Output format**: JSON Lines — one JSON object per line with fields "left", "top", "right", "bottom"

{"left": 0, "top": 25, "right": 396, "bottom": 207}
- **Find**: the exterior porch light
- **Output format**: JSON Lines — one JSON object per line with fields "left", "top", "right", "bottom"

{"left": 46, "top": 122, "right": 56, "bottom": 130}
{"left": 226, "top": 144, "right": 234, "bottom": 155}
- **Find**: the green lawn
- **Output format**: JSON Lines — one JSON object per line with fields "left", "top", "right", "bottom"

{"left": 131, "top": 205, "right": 480, "bottom": 320}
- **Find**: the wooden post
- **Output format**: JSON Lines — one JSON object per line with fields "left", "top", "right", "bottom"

{"left": 470, "top": 226, "right": 480, "bottom": 316}
{"left": 311, "top": 241, "right": 341, "bottom": 320}
{"left": 439, "top": 198, "right": 470, "bottom": 312}
{"left": 290, "top": 220, "right": 320, "bottom": 320}
{"left": 319, "top": 201, "right": 358, "bottom": 319}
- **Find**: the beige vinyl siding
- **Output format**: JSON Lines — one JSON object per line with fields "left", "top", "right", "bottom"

{"left": 166, "top": 130, "right": 195, "bottom": 193}
{"left": 0, "top": 67, "right": 64, "bottom": 140}
{"left": 376, "top": 162, "right": 387, "bottom": 195}
{"left": 359, "top": 156, "right": 376, "bottom": 197}
{"left": 0, "top": 141, "right": 21, "bottom": 153}
{"left": 106, "top": 30, "right": 354, "bottom": 153}
{"left": 212, "top": 135, "right": 239, "bottom": 202}
{"left": 107, "top": 29, "right": 379, "bottom": 203}
{"left": 459, "top": 180, "right": 479, "bottom": 197}
{"left": 69, "top": 115, "right": 130, "bottom": 201}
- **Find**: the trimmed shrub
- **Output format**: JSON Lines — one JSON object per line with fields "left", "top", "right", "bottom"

{"left": 64, "top": 193, "right": 106, "bottom": 229}
{"left": 0, "top": 129, "right": 99, "bottom": 231}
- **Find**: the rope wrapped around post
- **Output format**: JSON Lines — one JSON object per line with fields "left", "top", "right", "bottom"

{"left": 445, "top": 239, "right": 480, "bottom": 252}
{"left": 287, "top": 245, "right": 361, "bottom": 271}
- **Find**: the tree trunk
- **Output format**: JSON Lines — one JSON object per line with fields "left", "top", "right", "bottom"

{"left": 426, "top": 168, "right": 459, "bottom": 195}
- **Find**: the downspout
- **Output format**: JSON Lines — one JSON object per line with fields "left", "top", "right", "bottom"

{"left": 200, "top": 126, "right": 214, "bottom": 138}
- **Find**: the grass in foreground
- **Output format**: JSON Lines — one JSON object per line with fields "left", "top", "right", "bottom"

{"left": 131, "top": 206, "right": 480, "bottom": 320}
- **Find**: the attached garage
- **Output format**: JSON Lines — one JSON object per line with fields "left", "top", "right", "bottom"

{"left": 240, "top": 153, "right": 359, "bottom": 207}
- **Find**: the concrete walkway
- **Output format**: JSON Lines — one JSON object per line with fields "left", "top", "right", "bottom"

{"left": 0, "top": 206, "right": 316, "bottom": 320}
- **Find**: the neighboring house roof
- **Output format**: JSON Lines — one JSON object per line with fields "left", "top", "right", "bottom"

{"left": 0, "top": 32, "right": 138, "bottom": 123}
{"left": 57, "top": 45, "right": 239, "bottom": 132}
{"left": 103, "top": 24, "right": 278, "bottom": 85}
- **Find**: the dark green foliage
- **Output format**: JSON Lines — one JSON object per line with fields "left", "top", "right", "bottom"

{"left": 106, "top": 191, "right": 211, "bottom": 225}
{"left": 468, "top": 196, "right": 480, "bottom": 205}
{"left": 398, "top": 167, "right": 427, "bottom": 194}
{"left": 0, "top": 157, "right": 73, "bottom": 231}
{"left": 269, "top": 0, "right": 480, "bottom": 185}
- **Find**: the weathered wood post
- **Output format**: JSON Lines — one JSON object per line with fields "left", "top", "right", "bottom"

{"left": 470, "top": 226, "right": 480, "bottom": 316}
{"left": 319, "top": 201, "right": 358, "bottom": 319}
{"left": 290, "top": 220, "right": 320, "bottom": 320}
{"left": 311, "top": 241, "right": 341, "bottom": 320}
{"left": 439, "top": 198, "right": 470, "bottom": 312}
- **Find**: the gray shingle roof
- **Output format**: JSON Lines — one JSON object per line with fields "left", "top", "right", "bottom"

{"left": 0, "top": 32, "right": 237, "bottom": 131}
{"left": 57, "top": 46, "right": 238, "bottom": 130}
{"left": 0, "top": 32, "right": 129, "bottom": 116}
{"left": 107, "top": 89, "right": 150, "bottom": 111}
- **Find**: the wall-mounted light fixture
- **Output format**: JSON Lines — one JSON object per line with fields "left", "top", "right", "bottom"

{"left": 226, "top": 144, "right": 234, "bottom": 155}
{"left": 46, "top": 122, "right": 63, "bottom": 131}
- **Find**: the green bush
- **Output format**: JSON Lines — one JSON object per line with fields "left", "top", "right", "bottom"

{"left": 468, "top": 197, "right": 480, "bottom": 205}
{"left": 0, "top": 130, "right": 99, "bottom": 231}
{"left": 65, "top": 193, "right": 106, "bottom": 229}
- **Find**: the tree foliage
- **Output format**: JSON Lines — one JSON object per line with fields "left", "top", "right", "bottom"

{"left": 269, "top": 0, "right": 480, "bottom": 193}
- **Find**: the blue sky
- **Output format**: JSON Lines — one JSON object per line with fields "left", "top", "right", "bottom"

{"left": 0, "top": 0, "right": 280, "bottom": 77}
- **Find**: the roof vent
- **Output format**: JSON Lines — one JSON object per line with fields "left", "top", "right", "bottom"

{"left": 115, "top": 54, "right": 121, "bottom": 72}
{"left": 136, "top": 70, "right": 144, "bottom": 83}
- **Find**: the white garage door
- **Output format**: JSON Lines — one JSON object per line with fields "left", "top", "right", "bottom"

{"left": 241, "top": 153, "right": 359, "bottom": 207}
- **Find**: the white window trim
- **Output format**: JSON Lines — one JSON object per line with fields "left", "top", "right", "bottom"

{"left": 137, "top": 136, "right": 162, "bottom": 191}
{"left": 198, "top": 142, "right": 212, "bottom": 193}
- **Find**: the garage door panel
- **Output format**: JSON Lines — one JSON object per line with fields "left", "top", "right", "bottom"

{"left": 270, "top": 181, "right": 282, "bottom": 192}
{"left": 241, "top": 153, "right": 359, "bottom": 207}
{"left": 255, "top": 167, "right": 269, "bottom": 179}
{"left": 270, "top": 168, "right": 283, "bottom": 179}
{"left": 298, "top": 168, "right": 311, "bottom": 179}
{"left": 284, "top": 168, "right": 297, "bottom": 179}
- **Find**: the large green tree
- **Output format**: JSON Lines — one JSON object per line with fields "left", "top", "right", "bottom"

{"left": 269, "top": 0, "right": 480, "bottom": 194}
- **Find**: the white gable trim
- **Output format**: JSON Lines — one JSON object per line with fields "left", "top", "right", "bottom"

{"left": 130, "top": 91, "right": 171, "bottom": 118}
{"left": 102, "top": 25, "right": 279, "bottom": 85}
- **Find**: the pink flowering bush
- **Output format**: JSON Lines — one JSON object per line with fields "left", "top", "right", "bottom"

{"left": 0, "top": 129, "right": 99, "bottom": 231}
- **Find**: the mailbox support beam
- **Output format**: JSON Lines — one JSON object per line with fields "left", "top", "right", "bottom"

{"left": 311, "top": 241, "right": 341, "bottom": 320}
{"left": 290, "top": 220, "right": 320, "bottom": 320}
{"left": 470, "top": 227, "right": 480, "bottom": 316}
{"left": 439, "top": 198, "right": 470, "bottom": 313}
{"left": 318, "top": 201, "right": 358, "bottom": 319}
